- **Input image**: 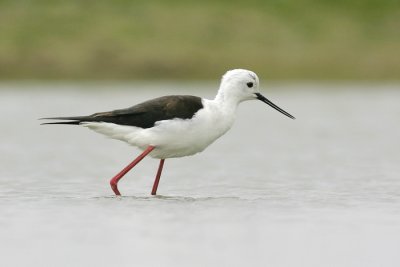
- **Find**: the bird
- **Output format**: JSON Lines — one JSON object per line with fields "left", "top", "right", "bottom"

{"left": 41, "top": 69, "right": 295, "bottom": 196}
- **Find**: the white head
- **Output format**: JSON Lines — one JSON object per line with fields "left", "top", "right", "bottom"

{"left": 218, "top": 69, "right": 260, "bottom": 102}
{"left": 217, "top": 69, "right": 295, "bottom": 119}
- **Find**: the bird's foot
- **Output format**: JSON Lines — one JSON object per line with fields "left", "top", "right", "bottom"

{"left": 110, "top": 180, "right": 121, "bottom": 196}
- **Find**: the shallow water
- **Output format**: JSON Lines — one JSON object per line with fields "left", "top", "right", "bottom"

{"left": 1, "top": 83, "right": 400, "bottom": 267}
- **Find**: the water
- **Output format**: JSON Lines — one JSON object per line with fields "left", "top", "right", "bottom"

{"left": 1, "top": 83, "right": 400, "bottom": 267}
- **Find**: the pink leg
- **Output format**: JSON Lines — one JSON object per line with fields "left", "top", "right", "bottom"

{"left": 151, "top": 159, "right": 165, "bottom": 195}
{"left": 110, "top": 146, "right": 155, "bottom": 196}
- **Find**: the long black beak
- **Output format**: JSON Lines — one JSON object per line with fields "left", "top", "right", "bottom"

{"left": 255, "top": 93, "right": 295, "bottom": 119}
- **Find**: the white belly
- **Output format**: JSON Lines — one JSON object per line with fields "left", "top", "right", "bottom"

{"left": 83, "top": 102, "right": 235, "bottom": 159}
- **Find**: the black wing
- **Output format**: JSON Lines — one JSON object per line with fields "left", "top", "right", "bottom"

{"left": 41, "top": 95, "right": 204, "bottom": 129}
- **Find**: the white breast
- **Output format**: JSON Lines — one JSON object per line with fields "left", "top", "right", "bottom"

{"left": 83, "top": 99, "right": 236, "bottom": 159}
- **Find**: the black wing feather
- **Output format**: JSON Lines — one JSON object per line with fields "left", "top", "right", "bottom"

{"left": 41, "top": 95, "right": 204, "bottom": 129}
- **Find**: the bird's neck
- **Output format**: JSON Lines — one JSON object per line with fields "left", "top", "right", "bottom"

{"left": 204, "top": 89, "right": 238, "bottom": 136}
{"left": 214, "top": 88, "right": 242, "bottom": 112}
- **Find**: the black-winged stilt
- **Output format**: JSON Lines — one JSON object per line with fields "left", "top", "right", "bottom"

{"left": 41, "top": 69, "right": 295, "bottom": 196}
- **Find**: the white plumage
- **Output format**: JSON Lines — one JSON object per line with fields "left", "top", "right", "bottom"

{"left": 83, "top": 69, "right": 258, "bottom": 158}
{"left": 42, "top": 69, "right": 294, "bottom": 196}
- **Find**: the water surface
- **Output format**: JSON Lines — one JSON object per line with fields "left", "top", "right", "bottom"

{"left": 1, "top": 83, "right": 399, "bottom": 267}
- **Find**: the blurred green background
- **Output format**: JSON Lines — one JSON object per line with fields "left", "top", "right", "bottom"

{"left": 0, "top": 0, "right": 399, "bottom": 80}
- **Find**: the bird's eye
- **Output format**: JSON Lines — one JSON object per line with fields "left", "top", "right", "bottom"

{"left": 247, "top": 82, "right": 253, "bottom": 88}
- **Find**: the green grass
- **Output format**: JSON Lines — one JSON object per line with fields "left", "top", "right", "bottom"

{"left": 0, "top": 0, "right": 399, "bottom": 80}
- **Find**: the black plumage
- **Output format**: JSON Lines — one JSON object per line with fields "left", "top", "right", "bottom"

{"left": 41, "top": 95, "right": 204, "bottom": 129}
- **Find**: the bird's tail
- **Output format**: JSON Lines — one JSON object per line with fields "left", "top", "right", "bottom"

{"left": 39, "top": 116, "right": 87, "bottom": 125}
